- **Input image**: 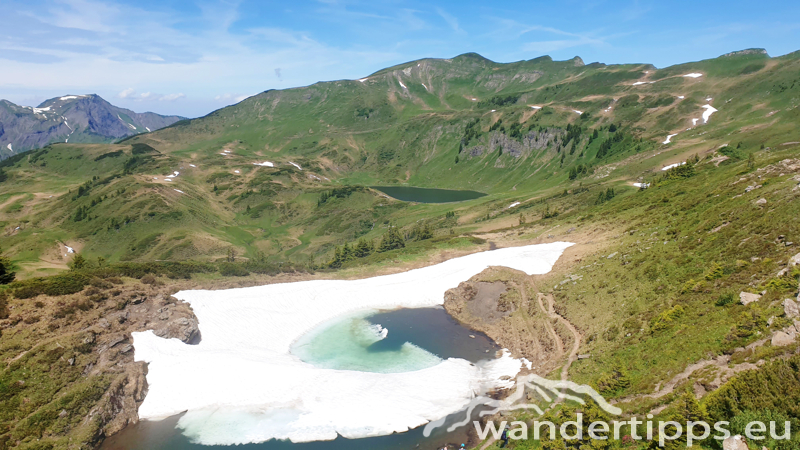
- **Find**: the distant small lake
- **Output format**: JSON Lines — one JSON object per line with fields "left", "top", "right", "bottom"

{"left": 372, "top": 186, "right": 487, "bottom": 203}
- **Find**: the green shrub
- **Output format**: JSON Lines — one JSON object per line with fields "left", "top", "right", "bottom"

{"left": 650, "top": 305, "right": 685, "bottom": 332}
{"left": 704, "top": 262, "right": 724, "bottom": 280}
{"left": 219, "top": 263, "right": 250, "bottom": 277}
{"left": 715, "top": 292, "right": 736, "bottom": 306}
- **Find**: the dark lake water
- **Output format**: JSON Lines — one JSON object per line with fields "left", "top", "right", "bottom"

{"left": 101, "top": 308, "right": 499, "bottom": 450}
{"left": 372, "top": 186, "right": 487, "bottom": 203}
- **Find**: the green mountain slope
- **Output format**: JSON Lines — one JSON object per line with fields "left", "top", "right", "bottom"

{"left": 0, "top": 49, "right": 799, "bottom": 277}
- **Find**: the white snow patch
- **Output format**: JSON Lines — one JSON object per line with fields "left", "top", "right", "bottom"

{"left": 60, "top": 95, "right": 81, "bottom": 100}
{"left": 706, "top": 97, "right": 713, "bottom": 102}
{"left": 678, "top": 96, "right": 684, "bottom": 99}
{"left": 189, "top": 164, "right": 196, "bottom": 168}
{"left": 491, "top": 110, "right": 496, "bottom": 113}
{"left": 692, "top": 118, "right": 699, "bottom": 126}
{"left": 253, "top": 161, "right": 274, "bottom": 167}
{"left": 701, "top": 104, "right": 718, "bottom": 123}
{"left": 174, "top": 189, "right": 184, "bottom": 194}
{"left": 530, "top": 106, "right": 541, "bottom": 109}
{"left": 6, "top": 144, "right": 11, "bottom": 151}
{"left": 573, "top": 110, "right": 583, "bottom": 115}
{"left": 133, "top": 242, "right": 573, "bottom": 445}
{"left": 508, "top": 202, "right": 521, "bottom": 209}
{"left": 153, "top": 177, "right": 158, "bottom": 180}
{"left": 520, "top": 358, "right": 533, "bottom": 370}
{"left": 683, "top": 73, "right": 703, "bottom": 78}
{"left": 288, "top": 162, "right": 302, "bottom": 170}
{"left": 234, "top": 170, "right": 240, "bottom": 174}
{"left": 358, "top": 78, "right": 368, "bottom": 83}
{"left": 173, "top": 171, "right": 180, "bottom": 177}
{"left": 65, "top": 245, "right": 75, "bottom": 254}
{"left": 398, "top": 79, "right": 407, "bottom": 89}
{"left": 471, "top": 98, "right": 477, "bottom": 101}
{"left": 632, "top": 182, "right": 650, "bottom": 188}
{"left": 632, "top": 81, "right": 648, "bottom": 86}
{"left": 220, "top": 153, "right": 227, "bottom": 156}
{"left": 663, "top": 134, "right": 678, "bottom": 144}
{"left": 164, "top": 178, "right": 172, "bottom": 182}
{"left": 146, "top": 127, "right": 151, "bottom": 132}
{"left": 662, "top": 162, "right": 686, "bottom": 171}
{"left": 421, "top": 83, "right": 430, "bottom": 92}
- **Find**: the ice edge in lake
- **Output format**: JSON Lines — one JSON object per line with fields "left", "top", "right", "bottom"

{"left": 133, "top": 242, "right": 573, "bottom": 445}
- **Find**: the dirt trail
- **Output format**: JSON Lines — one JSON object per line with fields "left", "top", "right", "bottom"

{"left": 537, "top": 292, "right": 581, "bottom": 380}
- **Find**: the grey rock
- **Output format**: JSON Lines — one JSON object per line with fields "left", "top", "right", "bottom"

{"left": 723, "top": 435, "right": 748, "bottom": 450}
{"left": 740, "top": 292, "right": 762, "bottom": 305}
{"left": 772, "top": 331, "right": 795, "bottom": 347}
{"left": 789, "top": 252, "right": 800, "bottom": 266}
{"left": 119, "top": 344, "right": 133, "bottom": 353}
{"left": 755, "top": 198, "right": 767, "bottom": 205}
{"left": 784, "top": 298, "right": 800, "bottom": 319}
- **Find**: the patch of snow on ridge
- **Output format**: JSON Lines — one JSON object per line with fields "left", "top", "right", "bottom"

{"left": 701, "top": 104, "right": 718, "bottom": 123}
{"left": 530, "top": 106, "right": 541, "bottom": 109}
{"left": 65, "top": 245, "right": 75, "bottom": 254}
{"left": 133, "top": 242, "right": 573, "bottom": 445}
{"left": 683, "top": 73, "right": 703, "bottom": 78}
{"left": 289, "top": 162, "right": 302, "bottom": 170}
{"left": 253, "top": 161, "right": 274, "bottom": 167}
{"left": 508, "top": 202, "right": 520, "bottom": 209}
{"left": 146, "top": 127, "right": 151, "bottom": 132}
{"left": 662, "top": 162, "right": 686, "bottom": 171}
{"left": 398, "top": 79, "right": 407, "bottom": 89}
{"left": 573, "top": 110, "right": 583, "bottom": 115}
{"left": 6, "top": 144, "right": 11, "bottom": 151}
{"left": 174, "top": 189, "right": 184, "bottom": 194}
{"left": 358, "top": 78, "right": 368, "bottom": 83}
{"left": 632, "top": 182, "right": 650, "bottom": 188}
{"left": 678, "top": 96, "right": 684, "bottom": 99}
{"left": 632, "top": 81, "right": 647, "bottom": 86}
{"left": 663, "top": 134, "right": 678, "bottom": 144}
{"left": 60, "top": 95, "right": 84, "bottom": 100}
{"left": 692, "top": 118, "right": 699, "bottom": 126}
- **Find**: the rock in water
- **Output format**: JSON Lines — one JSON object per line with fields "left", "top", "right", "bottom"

{"left": 723, "top": 435, "right": 748, "bottom": 450}
{"left": 739, "top": 292, "right": 762, "bottom": 305}
{"left": 784, "top": 298, "right": 800, "bottom": 319}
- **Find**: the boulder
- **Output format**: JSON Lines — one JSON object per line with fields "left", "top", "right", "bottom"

{"left": 723, "top": 435, "right": 748, "bottom": 450}
{"left": 784, "top": 298, "right": 800, "bottom": 319}
{"left": 772, "top": 331, "right": 795, "bottom": 347}
{"left": 755, "top": 198, "right": 767, "bottom": 205}
{"left": 789, "top": 252, "right": 800, "bottom": 266}
{"left": 740, "top": 292, "right": 762, "bottom": 305}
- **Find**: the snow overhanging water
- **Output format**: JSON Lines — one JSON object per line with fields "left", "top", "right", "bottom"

{"left": 132, "top": 242, "right": 573, "bottom": 445}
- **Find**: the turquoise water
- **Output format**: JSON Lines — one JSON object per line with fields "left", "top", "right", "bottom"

{"left": 290, "top": 311, "right": 443, "bottom": 373}
{"left": 372, "top": 186, "right": 487, "bottom": 203}
{"left": 101, "top": 308, "right": 499, "bottom": 450}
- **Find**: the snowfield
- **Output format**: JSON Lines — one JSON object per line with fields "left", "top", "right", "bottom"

{"left": 133, "top": 242, "right": 573, "bottom": 445}
{"left": 702, "top": 104, "right": 718, "bottom": 123}
{"left": 663, "top": 134, "right": 678, "bottom": 144}
{"left": 683, "top": 73, "right": 703, "bottom": 78}
{"left": 253, "top": 161, "right": 274, "bottom": 167}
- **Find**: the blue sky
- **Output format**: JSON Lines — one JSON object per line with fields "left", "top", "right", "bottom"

{"left": 1, "top": 0, "right": 798, "bottom": 118}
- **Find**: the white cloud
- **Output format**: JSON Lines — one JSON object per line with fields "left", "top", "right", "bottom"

{"left": 435, "top": 7, "right": 462, "bottom": 33}
{"left": 118, "top": 88, "right": 184, "bottom": 102}
{"left": 159, "top": 93, "right": 185, "bottom": 102}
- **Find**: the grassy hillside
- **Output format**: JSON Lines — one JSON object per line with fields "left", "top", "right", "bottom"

{"left": 2, "top": 49, "right": 798, "bottom": 278}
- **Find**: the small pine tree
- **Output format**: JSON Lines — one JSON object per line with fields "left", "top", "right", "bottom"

{"left": 0, "top": 251, "right": 16, "bottom": 284}
{"left": 378, "top": 226, "right": 405, "bottom": 252}
{"left": 69, "top": 253, "right": 87, "bottom": 270}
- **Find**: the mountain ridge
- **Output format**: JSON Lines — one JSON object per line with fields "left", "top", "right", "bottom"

{"left": 0, "top": 94, "right": 184, "bottom": 158}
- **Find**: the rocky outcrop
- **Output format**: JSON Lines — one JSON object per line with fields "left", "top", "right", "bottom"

{"left": 723, "top": 435, "right": 749, "bottom": 450}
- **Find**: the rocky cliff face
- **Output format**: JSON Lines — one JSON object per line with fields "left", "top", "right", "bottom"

{"left": 0, "top": 94, "right": 184, "bottom": 158}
